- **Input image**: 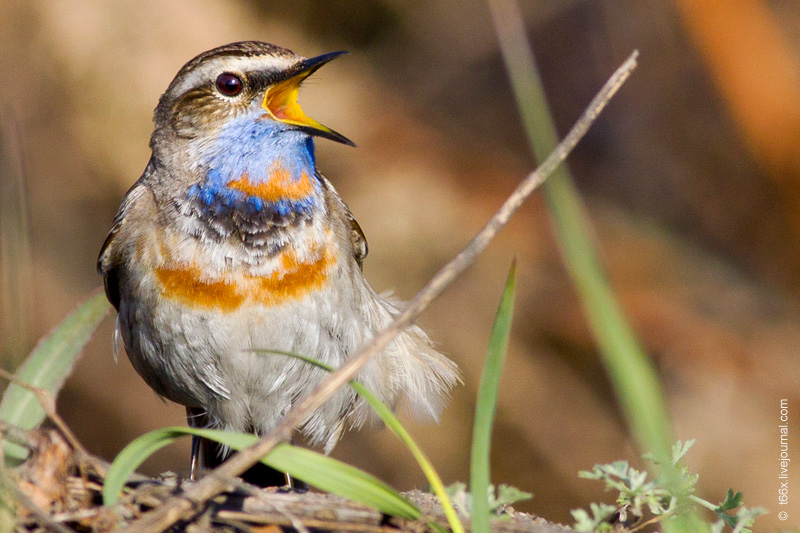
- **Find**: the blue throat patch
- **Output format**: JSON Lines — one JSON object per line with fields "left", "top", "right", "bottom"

{"left": 188, "top": 114, "right": 320, "bottom": 217}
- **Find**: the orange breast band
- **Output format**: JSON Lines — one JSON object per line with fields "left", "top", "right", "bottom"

{"left": 227, "top": 168, "right": 315, "bottom": 202}
{"left": 155, "top": 249, "right": 334, "bottom": 312}
{"left": 155, "top": 265, "right": 244, "bottom": 311}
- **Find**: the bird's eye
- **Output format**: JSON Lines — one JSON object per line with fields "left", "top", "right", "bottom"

{"left": 215, "top": 73, "right": 243, "bottom": 97}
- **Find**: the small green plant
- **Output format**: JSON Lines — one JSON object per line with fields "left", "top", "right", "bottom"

{"left": 445, "top": 482, "right": 532, "bottom": 518}
{"left": 571, "top": 440, "right": 767, "bottom": 532}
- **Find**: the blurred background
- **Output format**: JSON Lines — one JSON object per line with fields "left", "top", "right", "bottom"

{"left": 1, "top": 0, "right": 799, "bottom": 529}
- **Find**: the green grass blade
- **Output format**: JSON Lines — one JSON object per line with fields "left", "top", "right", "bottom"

{"left": 489, "top": 1, "right": 691, "bottom": 530}
{"left": 102, "top": 427, "right": 184, "bottom": 505}
{"left": 0, "top": 119, "right": 34, "bottom": 377}
{"left": 103, "top": 426, "right": 420, "bottom": 522}
{"left": 490, "top": 0, "right": 672, "bottom": 465}
{"left": 0, "top": 291, "right": 111, "bottom": 462}
{"left": 255, "top": 350, "right": 463, "bottom": 533}
{"left": 266, "top": 443, "right": 420, "bottom": 520}
{"left": 470, "top": 260, "right": 517, "bottom": 533}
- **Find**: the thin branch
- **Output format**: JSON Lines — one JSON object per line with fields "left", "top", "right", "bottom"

{"left": 120, "top": 50, "right": 638, "bottom": 533}
{"left": 0, "top": 419, "right": 35, "bottom": 451}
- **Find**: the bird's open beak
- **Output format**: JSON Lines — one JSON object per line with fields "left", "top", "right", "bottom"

{"left": 262, "top": 51, "right": 355, "bottom": 146}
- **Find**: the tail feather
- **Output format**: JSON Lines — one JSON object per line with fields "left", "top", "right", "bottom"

{"left": 346, "top": 292, "right": 461, "bottom": 430}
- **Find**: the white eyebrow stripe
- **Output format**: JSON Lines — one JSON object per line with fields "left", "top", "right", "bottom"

{"left": 169, "top": 54, "right": 299, "bottom": 97}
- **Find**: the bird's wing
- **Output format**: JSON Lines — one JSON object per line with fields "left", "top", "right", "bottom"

{"left": 318, "top": 173, "right": 368, "bottom": 270}
{"left": 346, "top": 209, "right": 368, "bottom": 271}
{"left": 97, "top": 180, "right": 154, "bottom": 310}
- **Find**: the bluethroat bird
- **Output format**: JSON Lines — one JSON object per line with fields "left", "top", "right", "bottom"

{"left": 97, "top": 41, "right": 459, "bottom": 484}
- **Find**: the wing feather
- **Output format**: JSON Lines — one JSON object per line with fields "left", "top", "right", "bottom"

{"left": 97, "top": 181, "right": 152, "bottom": 310}
{"left": 317, "top": 173, "right": 368, "bottom": 269}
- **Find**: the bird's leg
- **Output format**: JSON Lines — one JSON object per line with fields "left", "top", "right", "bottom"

{"left": 184, "top": 412, "right": 307, "bottom": 488}
{"left": 283, "top": 437, "right": 308, "bottom": 491}
{"left": 186, "top": 406, "right": 207, "bottom": 481}
{"left": 189, "top": 436, "right": 201, "bottom": 482}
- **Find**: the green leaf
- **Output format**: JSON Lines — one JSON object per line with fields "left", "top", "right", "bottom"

{"left": 255, "top": 350, "right": 462, "bottom": 533}
{"left": 608, "top": 461, "right": 631, "bottom": 478}
{"left": 103, "top": 426, "right": 420, "bottom": 522}
{"left": 0, "top": 291, "right": 111, "bottom": 463}
{"left": 571, "top": 502, "right": 616, "bottom": 532}
{"left": 730, "top": 506, "right": 767, "bottom": 533}
{"left": 440, "top": 483, "right": 532, "bottom": 518}
{"left": 716, "top": 489, "right": 743, "bottom": 512}
{"left": 671, "top": 439, "right": 695, "bottom": 466}
{"left": 444, "top": 482, "right": 471, "bottom": 516}
{"left": 470, "top": 261, "right": 517, "bottom": 533}
{"left": 492, "top": 484, "right": 532, "bottom": 509}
